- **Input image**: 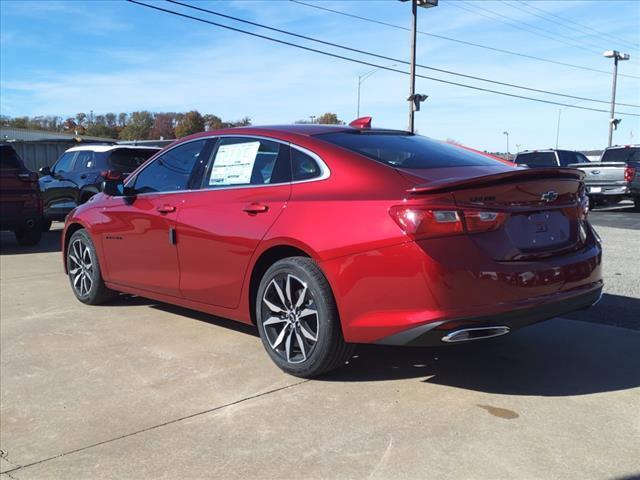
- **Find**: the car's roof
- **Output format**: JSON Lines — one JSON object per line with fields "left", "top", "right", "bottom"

{"left": 605, "top": 144, "right": 639, "bottom": 150}
{"left": 177, "top": 124, "right": 410, "bottom": 143}
{"left": 65, "top": 145, "right": 161, "bottom": 153}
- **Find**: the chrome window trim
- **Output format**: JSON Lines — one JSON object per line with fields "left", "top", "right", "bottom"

{"left": 123, "top": 134, "right": 330, "bottom": 198}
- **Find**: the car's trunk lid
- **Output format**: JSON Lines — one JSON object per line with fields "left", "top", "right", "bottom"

{"left": 400, "top": 166, "right": 587, "bottom": 261}
{"left": 568, "top": 162, "right": 626, "bottom": 186}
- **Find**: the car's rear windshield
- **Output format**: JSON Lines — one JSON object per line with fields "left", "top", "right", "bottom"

{"left": 515, "top": 152, "right": 557, "bottom": 167}
{"left": 315, "top": 132, "right": 500, "bottom": 169}
{"left": 108, "top": 148, "right": 158, "bottom": 172}
{"left": 0, "top": 145, "right": 24, "bottom": 170}
{"left": 601, "top": 147, "right": 639, "bottom": 163}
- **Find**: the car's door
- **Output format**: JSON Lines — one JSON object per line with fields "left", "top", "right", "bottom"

{"left": 40, "top": 151, "right": 77, "bottom": 219}
{"left": 176, "top": 136, "right": 292, "bottom": 308}
{"left": 99, "top": 139, "right": 211, "bottom": 296}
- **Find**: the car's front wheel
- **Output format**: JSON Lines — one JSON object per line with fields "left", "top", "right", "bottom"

{"left": 256, "top": 257, "right": 353, "bottom": 378}
{"left": 67, "top": 229, "right": 115, "bottom": 305}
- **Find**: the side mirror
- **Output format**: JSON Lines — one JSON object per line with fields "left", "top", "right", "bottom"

{"left": 100, "top": 170, "right": 125, "bottom": 196}
{"left": 39, "top": 166, "right": 51, "bottom": 176}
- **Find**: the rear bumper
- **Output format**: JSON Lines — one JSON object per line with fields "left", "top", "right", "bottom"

{"left": 375, "top": 284, "right": 602, "bottom": 346}
{"left": 586, "top": 184, "right": 629, "bottom": 197}
{"left": 321, "top": 223, "right": 602, "bottom": 345}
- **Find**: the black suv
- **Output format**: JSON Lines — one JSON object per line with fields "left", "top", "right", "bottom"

{"left": 39, "top": 145, "right": 159, "bottom": 229}
{"left": 514, "top": 149, "right": 591, "bottom": 168}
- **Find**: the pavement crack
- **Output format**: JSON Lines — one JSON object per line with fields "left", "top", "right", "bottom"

{"left": 2, "top": 379, "right": 309, "bottom": 475}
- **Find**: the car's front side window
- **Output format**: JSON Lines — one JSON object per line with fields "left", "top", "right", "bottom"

{"left": 203, "top": 137, "right": 290, "bottom": 188}
{"left": 133, "top": 140, "right": 207, "bottom": 194}
{"left": 53, "top": 152, "right": 76, "bottom": 174}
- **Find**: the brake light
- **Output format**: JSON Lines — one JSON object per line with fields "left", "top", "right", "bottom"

{"left": 389, "top": 206, "right": 506, "bottom": 239}
{"left": 624, "top": 165, "right": 636, "bottom": 183}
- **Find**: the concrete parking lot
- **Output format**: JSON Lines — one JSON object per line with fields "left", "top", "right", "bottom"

{"left": 1, "top": 205, "right": 639, "bottom": 479}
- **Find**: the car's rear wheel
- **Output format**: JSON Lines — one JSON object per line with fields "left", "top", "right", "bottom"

{"left": 634, "top": 197, "right": 640, "bottom": 211}
{"left": 14, "top": 222, "right": 42, "bottom": 246}
{"left": 256, "top": 257, "right": 353, "bottom": 378}
{"left": 67, "top": 229, "right": 115, "bottom": 305}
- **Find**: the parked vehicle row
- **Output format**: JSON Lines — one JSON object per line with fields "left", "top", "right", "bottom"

{"left": 514, "top": 145, "right": 640, "bottom": 210}
{"left": 62, "top": 122, "right": 602, "bottom": 377}
{"left": 38, "top": 145, "right": 160, "bottom": 229}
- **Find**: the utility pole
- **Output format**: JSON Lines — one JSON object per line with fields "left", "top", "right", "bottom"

{"left": 401, "top": 0, "right": 437, "bottom": 133}
{"left": 603, "top": 50, "right": 630, "bottom": 147}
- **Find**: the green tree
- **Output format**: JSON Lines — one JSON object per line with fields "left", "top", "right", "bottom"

{"left": 118, "top": 111, "right": 154, "bottom": 140}
{"left": 316, "top": 113, "right": 343, "bottom": 125}
{"left": 175, "top": 110, "right": 205, "bottom": 138}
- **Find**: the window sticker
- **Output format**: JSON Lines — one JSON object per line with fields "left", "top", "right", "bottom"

{"left": 209, "top": 141, "right": 260, "bottom": 186}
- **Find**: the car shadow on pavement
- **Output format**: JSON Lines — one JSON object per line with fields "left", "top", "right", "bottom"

{"left": 321, "top": 318, "right": 640, "bottom": 397}
{"left": 563, "top": 293, "right": 640, "bottom": 331}
{"left": 0, "top": 228, "right": 62, "bottom": 255}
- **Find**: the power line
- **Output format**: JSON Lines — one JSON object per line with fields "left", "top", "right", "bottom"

{"left": 448, "top": 0, "right": 604, "bottom": 55}
{"left": 504, "top": 1, "right": 639, "bottom": 56}
{"left": 167, "top": 0, "right": 639, "bottom": 108}
{"left": 126, "top": 0, "right": 640, "bottom": 118}
{"left": 514, "top": 0, "right": 639, "bottom": 50}
{"left": 289, "top": 0, "right": 639, "bottom": 80}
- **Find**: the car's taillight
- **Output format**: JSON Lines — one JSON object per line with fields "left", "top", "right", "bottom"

{"left": 624, "top": 165, "right": 636, "bottom": 183}
{"left": 389, "top": 206, "right": 506, "bottom": 239}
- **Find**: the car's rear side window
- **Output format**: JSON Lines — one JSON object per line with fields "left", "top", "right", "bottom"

{"left": 601, "top": 148, "right": 640, "bottom": 163}
{"left": 109, "top": 149, "right": 158, "bottom": 173}
{"left": 203, "top": 137, "right": 290, "bottom": 188}
{"left": 316, "top": 132, "right": 500, "bottom": 169}
{"left": 73, "top": 151, "right": 95, "bottom": 170}
{"left": 291, "top": 148, "right": 321, "bottom": 181}
{"left": 0, "top": 145, "right": 23, "bottom": 170}
{"left": 515, "top": 152, "right": 558, "bottom": 167}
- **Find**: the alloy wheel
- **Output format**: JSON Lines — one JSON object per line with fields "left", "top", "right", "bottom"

{"left": 68, "top": 239, "right": 93, "bottom": 297}
{"left": 261, "top": 273, "right": 319, "bottom": 364}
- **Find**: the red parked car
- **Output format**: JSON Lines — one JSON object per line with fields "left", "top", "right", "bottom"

{"left": 62, "top": 122, "right": 602, "bottom": 377}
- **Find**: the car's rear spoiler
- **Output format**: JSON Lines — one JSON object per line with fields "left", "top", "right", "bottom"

{"left": 407, "top": 167, "right": 585, "bottom": 195}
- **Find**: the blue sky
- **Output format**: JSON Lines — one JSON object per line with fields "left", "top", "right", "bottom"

{"left": 1, "top": 0, "right": 639, "bottom": 151}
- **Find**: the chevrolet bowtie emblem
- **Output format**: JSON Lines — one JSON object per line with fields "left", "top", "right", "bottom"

{"left": 541, "top": 191, "right": 558, "bottom": 202}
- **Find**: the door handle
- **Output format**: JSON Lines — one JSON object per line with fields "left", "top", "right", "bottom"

{"left": 243, "top": 203, "right": 269, "bottom": 214}
{"left": 157, "top": 204, "right": 176, "bottom": 214}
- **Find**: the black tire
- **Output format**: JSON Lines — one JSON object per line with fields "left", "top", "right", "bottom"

{"left": 256, "top": 257, "right": 354, "bottom": 378}
{"left": 588, "top": 197, "right": 596, "bottom": 211}
{"left": 14, "top": 223, "right": 42, "bottom": 246}
{"left": 67, "top": 229, "right": 115, "bottom": 305}
{"left": 41, "top": 219, "right": 52, "bottom": 232}
{"left": 634, "top": 197, "right": 640, "bottom": 211}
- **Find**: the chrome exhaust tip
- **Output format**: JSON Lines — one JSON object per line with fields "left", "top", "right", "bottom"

{"left": 441, "top": 326, "right": 510, "bottom": 343}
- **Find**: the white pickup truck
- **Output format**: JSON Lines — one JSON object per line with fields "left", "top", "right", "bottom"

{"left": 569, "top": 145, "right": 639, "bottom": 210}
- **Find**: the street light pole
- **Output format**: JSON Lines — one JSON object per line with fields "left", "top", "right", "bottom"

{"left": 604, "top": 50, "right": 630, "bottom": 147}
{"left": 503, "top": 131, "right": 510, "bottom": 160}
{"left": 408, "top": 0, "right": 418, "bottom": 133}
{"left": 556, "top": 109, "right": 562, "bottom": 149}
{"left": 357, "top": 64, "right": 397, "bottom": 118}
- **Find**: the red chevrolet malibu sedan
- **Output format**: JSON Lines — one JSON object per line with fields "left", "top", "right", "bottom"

{"left": 62, "top": 122, "right": 602, "bottom": 377}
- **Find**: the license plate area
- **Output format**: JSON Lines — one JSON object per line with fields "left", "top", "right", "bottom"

{"left": 506, "top": 211, "right": 572, "bottom": 251}
{"left": 588, "top": 186, "right": 602, "bottom": 193}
